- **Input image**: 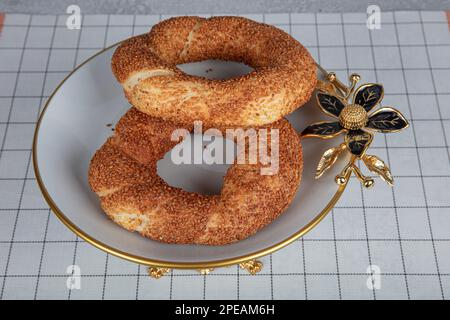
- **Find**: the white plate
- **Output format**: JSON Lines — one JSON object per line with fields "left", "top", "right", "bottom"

{"left": 33, "top": 44, "right": 350, "bottom": 268}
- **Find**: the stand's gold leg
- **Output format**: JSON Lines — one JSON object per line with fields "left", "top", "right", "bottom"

{"left": 239, "top": 260, "right": 263, "bottom": 275}
{"left": 146, "top": 260, "right": 264, "bottom": 279}
{"left": 147, "top": 266, "right": 171, "bottom": 279}
{"left": 198, "top": 268, "right": 214, "bottom": 275}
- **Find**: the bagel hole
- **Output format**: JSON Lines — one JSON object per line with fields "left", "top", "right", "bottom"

{"left": 157, "top": 133, "right": 237, "bottom": 195}
{"left": 177, "top": 59, "right": 254, "bottom": 80}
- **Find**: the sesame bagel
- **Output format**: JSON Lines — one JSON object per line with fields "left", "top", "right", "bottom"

{"left": 111, "top": 16, "right": 317, "bottom": 127}
{"left": 88, "top": 108, "right": 303, "bottom": 245}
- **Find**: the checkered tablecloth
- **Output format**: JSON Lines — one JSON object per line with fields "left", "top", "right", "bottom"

{"left": 0, "top": 11, "right": 449, "bottom": 300}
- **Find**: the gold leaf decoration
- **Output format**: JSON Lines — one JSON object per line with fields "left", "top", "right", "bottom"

{"left": 362, "top": 154, "right": 393, "bottom": 186}
{"left": 316, "top": 143, "right": 346, "bottom": 179}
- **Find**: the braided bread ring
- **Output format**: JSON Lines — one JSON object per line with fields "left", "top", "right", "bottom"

{"left": 88, "top": 108, "right": 303, "bottom": 245}
{"left": 111, "top": 16, "right": 317, "bottom": 127}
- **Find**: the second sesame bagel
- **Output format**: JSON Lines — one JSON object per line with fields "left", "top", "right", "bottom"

{"left": 88, "top": 108, "right": 303, "bottom": 245}
{"left": 111, "top": 16, "right": 317, "bottom": 127}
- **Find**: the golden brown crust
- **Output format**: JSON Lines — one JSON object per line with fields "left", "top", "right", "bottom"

{"left": 88, "top": 108, "right": 303, "bottom": 245}
{"left": 111, "top": 16, "right": 317, "bottom": 127}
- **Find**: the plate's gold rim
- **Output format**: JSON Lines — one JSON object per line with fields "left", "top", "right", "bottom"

{"left": 32, "top": 43, "right": 349, "bottom": 269}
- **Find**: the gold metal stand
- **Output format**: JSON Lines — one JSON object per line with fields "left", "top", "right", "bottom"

{"left": 147, "top": 266, "right": 171, "bottom": 279}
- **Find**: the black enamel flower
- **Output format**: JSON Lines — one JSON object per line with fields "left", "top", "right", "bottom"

{"left": 302, "top": 83, "right": 409, "bottom": 158}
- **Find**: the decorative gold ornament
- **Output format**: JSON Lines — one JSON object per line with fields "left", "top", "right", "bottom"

{"left": 147, "top": 266, "right": 171, "bottom": 279}
{"left": 302, "top": 70, "right": 409, "bottom": 187}
{"left": 239, "top": 260, "right": 263, "bottom": 275}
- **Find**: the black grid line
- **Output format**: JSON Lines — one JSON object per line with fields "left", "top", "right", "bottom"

{"left": 3, "top": 238, "right": 450, "bottom": 243}
{"left": 317, "top": 13, "right": 343, "bottom": 300}
{"left": 419, "top": 12, "right": 450, "bottom": 185}
{"left": 102, "top": 253, "right": 109, "bottom": 300}
{"left": 262, "top": 13, "right": 276, "bottom": 301}
{"left": 135, "top": 264, "right": 141, "bottom": 300}
{"left": 33, "top": 210, "right": 51, "bottom": 299}
{"left": 2, "top": 272, "right": 450, "bottom": 277}
{"left": 203, "top": 273, "right": 207, "bottom": 300}
{"left": 2, "top": 43, "right": 450, "bottom": 51}
{"left": 129, "top": 13, "right": 142, "bottom": 301}
{"left": 2, "top": 92, "right": 450, "bottom": 98}
{"left": 330, "top": 209, "right": 342, "bottom": 299}
{"left": 419, "top": 10, "right": 449, "bottom": 298}
{"left": 100, "top": 14, "right": 111, "bottom": 302}
{"left": 2, "top": 66, "right": 450, "bottom": 74}
{"left": 0, "top": 117, "right": 442, "bottom": 124}
{"left": 2, "top": 203, "right": 450, "bottom": 211}
{"left": 169, "top": 269, "right": 174, "bottom": 300}
{"left": 236, "top": 264, "right": 240, "bottom": 300}
{"left": 418, "top": 21, "right": 450, "bottom": 295}
{"left": 2, "top": 145, "right": 450, "bottom": 152}
{"left": 301, "top": 237, "right": 307, "bottom": 300}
